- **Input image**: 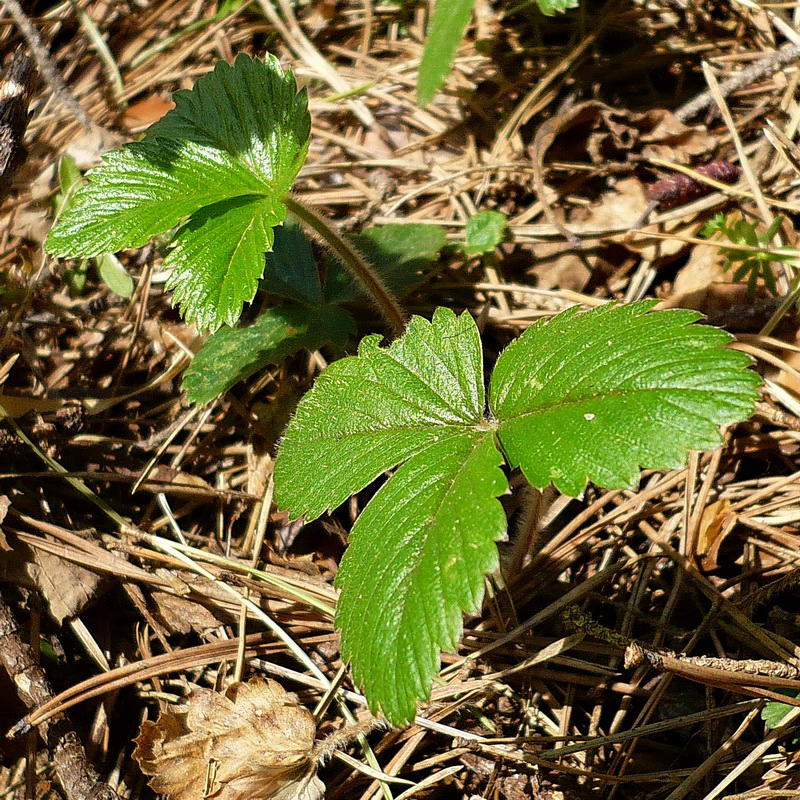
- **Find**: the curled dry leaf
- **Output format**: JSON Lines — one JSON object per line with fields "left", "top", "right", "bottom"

{"left": 696, "top": 499, "right": 737, "bottom": 571}
{"left": 133, "top": 678, "right": 324, "bottom": 800}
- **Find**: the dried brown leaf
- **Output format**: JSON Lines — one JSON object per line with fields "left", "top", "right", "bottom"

{"left": 0, "top": 495, "right": 9, "bottom": 551}
{"left": 0, "top": 533, "right": 104, "bottom": 623}
{"left": 133, "top": 678, "right": 324, "bottom": 800}
{"left": 696, "top": 499, "right": 737, "bottom": 570}
{"left": 149, "top": 591, "right": 222, "bottom": 636}
{"left": 662, "top": 236, "right": 749, "bottom": 313}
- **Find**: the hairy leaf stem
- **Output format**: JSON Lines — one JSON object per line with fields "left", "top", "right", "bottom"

{"left": 283, "top": 194, "right": 407, "bottom": 336}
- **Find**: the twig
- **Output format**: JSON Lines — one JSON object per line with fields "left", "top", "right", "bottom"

{"left": 0, "top": 592, "right": 119, "bottom": 800}
{"left": 676, "top": 41, "right": 800, "bottom": 123}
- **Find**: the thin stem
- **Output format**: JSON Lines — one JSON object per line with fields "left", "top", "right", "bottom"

{"left": 283, "top": 194, "right": 407, "bottom": 336}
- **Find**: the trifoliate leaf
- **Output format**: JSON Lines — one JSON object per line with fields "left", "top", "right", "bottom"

{"left": 262, "top": 219, "right": 322, "bottom": 306}
{"left": 47, "top": 54, "right": 310, "bottom": 332}
{"left": 463, "top": 210, "right": 507, "bottom": 256}
{"left": 490, "top": 300, "right": 760, "bottom": 497}
{"left": 183, "top": 304, "right": 355, "bottom": 404}
{"left": 274, "top": 307, "right": 485, "bottom": 521}
{"left": 324, "top": 223, "right": 447, "bottom": 304}
{"left": 336, "top": 431, "right": 506, "bottom": 723}
{"left": 274, "top": 301, "right": 760, "bottom": 725}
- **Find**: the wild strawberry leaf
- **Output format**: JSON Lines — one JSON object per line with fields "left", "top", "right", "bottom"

{"left": 336, "top": 431, "right": 506, "bottom": 723}
{"left": 183, "top": 304, "right": 355, "bottom": 404}
{"left": 274, "top": 308, "right": 485, "bottom": 522}
{"left": 46, "top": 54, "right": 310, "bottom": 331}
{"left": 490, "top": 300, "right": 760, "bottom": 497}
{"left": 274, "top": 301, "right": 760, "bottom": 725}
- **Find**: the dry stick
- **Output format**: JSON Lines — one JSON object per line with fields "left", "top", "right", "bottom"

{"left": 1, "top": 0, "right": 93, "bottom": 131}
{"left": 675, "top": 40, "right": 800, "bottom": 123}
{"left": 0, "top": 593, "right": 119, "bottom": 800}
{"left": 284, "top": 194, "right": 407, "bottom": 336}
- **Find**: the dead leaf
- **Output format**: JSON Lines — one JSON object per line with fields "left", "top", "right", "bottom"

{"left": 660, "top": 216, "right": 752, "bottom": 313}
{"left": 120, "top": 95, "right": 175, "bottom": 132}
{"left": 133, "top": 678, "right": 324, "bottom": 800}
{"left": 529, "top": 102, "right": 715, "bottom": 247}
{"left": 0, "top": 496, "right": 9, "bottom": 551}
{"left": 527, "top": 240, "right": 590, "bottom": 291}
{"left": 0, "top": 533, "right": 105, "bottom": 623}
{"left": 149, "top": 591, "right": 222, "bottom": 636}
{"left": 697, "top": 500, "right": 737, "bottom": 570}
{"left": 576, "top": 177, "right": 686, "bottom": 261}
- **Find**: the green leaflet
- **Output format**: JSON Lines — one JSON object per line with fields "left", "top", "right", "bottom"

{"left": 274, "top": 301, "right": 761, "bottom": 724}
{"left": 46, "top": 54, "right": 310, "bottom": 332}
{"left": 166, "top": 195, "right": 279, "bottom": 330}
{"left": 336, "top": 431, "right": 506, "bottom": 723}
{"left": 274, "top": 308, "right": 485, "bottom": 521}
{"left": 262, "top": 219, "right": 322, "bottom": 306}
{"left": 490, "top": 301, "right": 761, "bottom": 497}
{"left": 183, "top": 304, "right": 355, "bottom": 404}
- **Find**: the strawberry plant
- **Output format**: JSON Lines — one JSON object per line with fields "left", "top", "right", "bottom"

{"left": 45, "top": 53, "right": 761, "bottom": 727}
{"left": 45, "top": 54, "right": 407, "bottom": 332}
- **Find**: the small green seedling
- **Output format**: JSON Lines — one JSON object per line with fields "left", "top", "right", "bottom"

{"left": 275, "top": 302, "right": 760, "bottom": 723}
{"left": 463, "top": 209, "right": 507, "bottom": 257}
{"left": 702, "top": 212, "right": 796, "bottom": 296}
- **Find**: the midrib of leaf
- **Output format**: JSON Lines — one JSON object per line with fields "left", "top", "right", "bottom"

{"left": 377, "top": 428, "right": 492, "bottom": 602}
